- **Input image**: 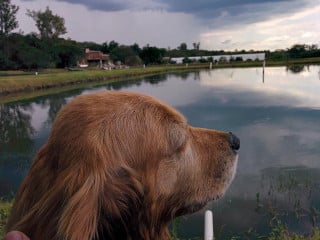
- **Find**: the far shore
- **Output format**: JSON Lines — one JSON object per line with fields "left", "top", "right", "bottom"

{"left": 1, "top": 57, "right": 320, "bottom": 103}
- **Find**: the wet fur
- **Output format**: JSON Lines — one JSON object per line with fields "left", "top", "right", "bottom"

{"left": 6, "top": 91, "right": 238, "bottom": 240}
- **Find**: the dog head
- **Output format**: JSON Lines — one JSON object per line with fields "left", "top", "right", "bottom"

{"left": 7, "top": 91, "right": 239, "bottom": 240}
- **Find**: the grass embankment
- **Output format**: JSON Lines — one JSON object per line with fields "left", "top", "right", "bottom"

{"left": 1, "top": 57, "right": 320, "bottom": 102}
{"left": 0, "top": 65, "right": 208, "bottom": 96}
{"left": 0, "top": 65, "right": 212, "bottom": 103}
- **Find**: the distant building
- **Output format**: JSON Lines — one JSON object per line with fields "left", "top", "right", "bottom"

{"left": 78, "top": 48, "right": 109, "bottom": 68}
{"left": 171, "top": 53, "right": 266, "bottom": 64}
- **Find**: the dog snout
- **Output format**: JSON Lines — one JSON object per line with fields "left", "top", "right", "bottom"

{"left": 229, "top": 132, "right": 240, "bottom": 151}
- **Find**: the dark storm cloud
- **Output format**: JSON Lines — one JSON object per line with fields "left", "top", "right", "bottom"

{"left": 63, "top": 0, "right": 313, "bottom": 26}
{"left": 160, "top": 0, "right": 291, "bottom": 14}
{"left": 22, "top": 0, "right": 315, "bottom": 26}
{"left": 55, "top": 0, "right": 127, "bottom": 11}
{"left": 160, "top": 0, "right": 311, "bottom": 26}
{"left": 53, "top": 0, "right": 167, "bottom": 11}
{"left": 22, "top": 0, "right": 312, "bottom": 14}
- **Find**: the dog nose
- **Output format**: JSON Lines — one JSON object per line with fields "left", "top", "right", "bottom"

{"left": 229, "top": 132, "right": 240, "bottom": 151}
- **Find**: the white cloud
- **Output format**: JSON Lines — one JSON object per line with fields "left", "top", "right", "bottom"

{"left": 200, "top": 4, "right": 320, "bottom": 50}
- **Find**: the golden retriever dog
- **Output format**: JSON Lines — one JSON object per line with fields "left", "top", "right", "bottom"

{"left": 6, "top": 91, "right": 240, "bottom": 240}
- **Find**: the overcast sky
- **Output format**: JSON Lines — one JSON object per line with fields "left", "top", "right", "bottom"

{"left": 12, "top": 0, "right": 320, "bottom": 51}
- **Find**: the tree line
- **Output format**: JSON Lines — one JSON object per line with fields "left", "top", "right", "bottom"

{"left": 0, "top": 0, "right": 320, "bottom": 70}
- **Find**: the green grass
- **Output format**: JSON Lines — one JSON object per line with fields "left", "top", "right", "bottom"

{"left": 0, "top": 72, "right": 168, "bottom": 103}
{"left": 0, "top": 200, "right": 12, "bottom": 239}
{"left": 0, "top": 65, "right": 208, "bottom": 95}
{"left": 0, "top": 68, "right": 67, "bottom": 77}
{"left": 267, "top": 220, "right": 320, "bottom": 240}
{"left": 264, "top": 57, "right": 320, "bottom": 67}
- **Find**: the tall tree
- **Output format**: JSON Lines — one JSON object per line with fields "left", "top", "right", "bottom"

{"left": 26, "top": 6, "right": 67, "bottom": 39}
{"left": 140, "top": 46, "right": 166, "bottom": 65}
{"left": 193, "top": 42, "right": 200, "bottom": 50}
{"left": 110, "top": 45, "right": 136, "bottom": 63}
{"left": 53, "top": 40, "right": 83, "bottom": 68}
{"left": 108, "top": 40, "right": 119, "bottom": 52}
{"left": 0, "top": 0, "right": 19, "bottom": 36}
{"left": 179, "top": 42, "right": 187, "bottom": 50}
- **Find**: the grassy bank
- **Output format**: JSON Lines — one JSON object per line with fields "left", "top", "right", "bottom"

{"left": 265, "top": 57, "right": 320, "bottom": 66}
{"left": 0, "top": 65, "right": 208, "bottom": 96}
{"left": 0, "top": 72, "right": 171, "bottom": 103}
{"left": 1, "top": 57, "right": 320, "bottom": 100}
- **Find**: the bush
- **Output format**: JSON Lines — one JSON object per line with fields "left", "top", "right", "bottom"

{"left": 182, "top": 57, "right": 192, "bottom": 64}
{"left": 125, "top": 55, "right": 143, "bottom": 66}
{"left": 199, "top": 58, "right": 208, "bottom": 63}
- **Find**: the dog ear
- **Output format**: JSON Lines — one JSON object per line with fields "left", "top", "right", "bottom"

{"left": 57, "top": 143, "right": 144, "bottom": 240}
{"left": 97, "top": 166, "right": 144, "bottom": 238}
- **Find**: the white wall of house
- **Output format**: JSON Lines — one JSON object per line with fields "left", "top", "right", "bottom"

{"left": 171, "top": 53, "right": 265, "bottom": 64}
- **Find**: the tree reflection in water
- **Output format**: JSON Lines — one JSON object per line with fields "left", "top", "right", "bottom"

{"left": 0, "top": 104, "right": 35, "bottom": 154}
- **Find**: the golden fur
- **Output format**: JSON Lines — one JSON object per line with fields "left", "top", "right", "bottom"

{"left": 6, "top": 91, "right": 239, "bottom": 240}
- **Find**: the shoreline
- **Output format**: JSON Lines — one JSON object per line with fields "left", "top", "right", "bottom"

{"left": 1, "top": 58, "right": 319, "bottom": 103}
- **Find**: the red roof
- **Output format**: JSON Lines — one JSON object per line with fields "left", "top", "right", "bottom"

{"left": 85, "top": 49, "right": 109, "bottom": 61}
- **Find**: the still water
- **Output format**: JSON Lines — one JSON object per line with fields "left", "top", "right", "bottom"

{"left": 1, "top": 65, "right": 320, "bottom": 239}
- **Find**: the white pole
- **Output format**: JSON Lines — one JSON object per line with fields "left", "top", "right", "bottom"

{"left": 204, "top": 210, "right": 214, "bottom": 240}
{"left": 262, "top": 60, "right": 266, "bottom": 83}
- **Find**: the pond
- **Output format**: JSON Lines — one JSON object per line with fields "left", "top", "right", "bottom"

{"left": 1, "top": 65, "right": 320, "bottom": 239}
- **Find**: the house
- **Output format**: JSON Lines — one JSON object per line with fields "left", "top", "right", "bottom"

{"left": 78, "top": 48, "right": 109, "bottom": 68}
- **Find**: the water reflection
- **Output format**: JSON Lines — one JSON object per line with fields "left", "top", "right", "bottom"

{"left": 0, "top": 104, "right": 35, "bottom": 153}
{"left": 199, "top": 66, "right": 320, "bottom": 109}
{"left": 287, "top": 65, "right": 305, "bottom": 73}
{"left": 1, "top": 65, "right": 320, "bottom": 238}
{"left": 175, "top": 165, "right": 320, "bottom": 239}
{"left": 227, "top": 166, "right": 320, "bottom": 238}
{"left": 0, "top": 104, "right": 35, "bottom": 197}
